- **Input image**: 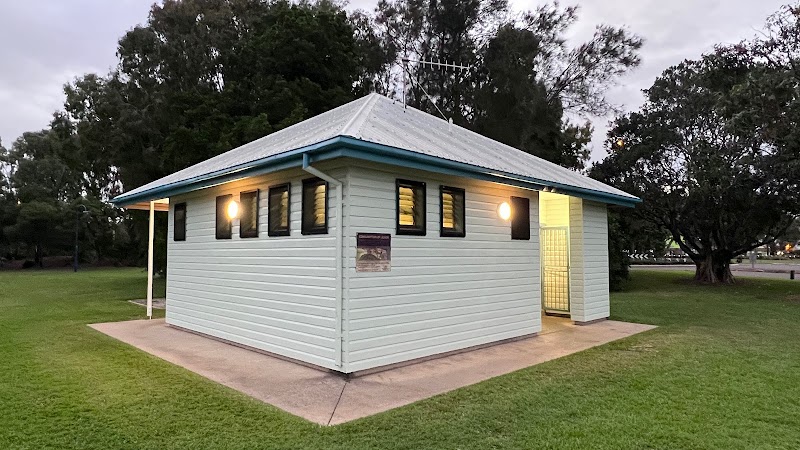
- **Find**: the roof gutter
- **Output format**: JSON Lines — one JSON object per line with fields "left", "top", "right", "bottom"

{"left": 111, "top": 137, "right": 347, "bottom": 207}
{"left": 112, "top": 136, "right": 640, "bottom": 208}
{"left": 331, "top": 138, "right": 641, "bottom": 207}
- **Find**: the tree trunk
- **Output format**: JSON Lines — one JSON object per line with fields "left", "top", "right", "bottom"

{"left": 34, "top": 243, "right": 43, "bottom": 269}
{"left": 694, "top": 253, "right": 734, "bottom": 283}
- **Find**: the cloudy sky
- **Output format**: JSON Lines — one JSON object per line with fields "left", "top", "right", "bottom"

{"left": 0, "top": 0, "right": 788, "bottom": 161}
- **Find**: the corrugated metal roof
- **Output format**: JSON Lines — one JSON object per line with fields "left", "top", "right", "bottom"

{"left": 115, "top": 93, "right": 637, "bottom": 203}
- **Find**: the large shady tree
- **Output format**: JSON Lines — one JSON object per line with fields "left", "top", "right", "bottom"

{"left": 594, "top": 51, "right": 799, "bottom": 283}
{"left": 371, "top": 1, "right": 642, "bottom": 169}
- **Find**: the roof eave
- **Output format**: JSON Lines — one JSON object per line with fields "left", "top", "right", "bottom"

{"left": 111, "top": 136, "right": 641, "bottom": 208}
{"left": 111, "top": 137, "right": 345, "bottom": 207}
{"left": 330, "top": 137, "right": 641, "bottom": 208}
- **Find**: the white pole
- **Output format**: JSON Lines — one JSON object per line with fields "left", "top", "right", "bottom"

{"left": 146, "top": 200, "right": 155, "bottom": 319}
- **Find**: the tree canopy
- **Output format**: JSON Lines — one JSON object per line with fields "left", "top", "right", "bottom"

{"left": 594, "top": 48, "right": 800, "bottom": 283}
{"left": 1, "top": 0, "right": 640, "bottom": 267}
{"left": 66, "top": 0, "right": 386, "bottom": 197}
{"left": 373, "top": 0, "right": 642, "bottom": 169}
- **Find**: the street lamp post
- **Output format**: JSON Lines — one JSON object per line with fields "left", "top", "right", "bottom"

{"left": 74, "top": 205, "right": 89, "bottom": 272}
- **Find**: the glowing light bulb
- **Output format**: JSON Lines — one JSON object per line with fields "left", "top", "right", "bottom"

{"left": 498, "top": 202, "right": 511, "bottom": 221}
{"left": 227, "top": 200, "right": 239, "bottom": 220}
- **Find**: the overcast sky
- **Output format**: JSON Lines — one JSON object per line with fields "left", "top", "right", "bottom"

{"left": 0, "top": 0, "right": 788, "bottom": 161}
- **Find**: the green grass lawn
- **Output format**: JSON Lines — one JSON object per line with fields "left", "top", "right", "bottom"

{"left": 1, "top": 269, "right": 799, "bottom": 449}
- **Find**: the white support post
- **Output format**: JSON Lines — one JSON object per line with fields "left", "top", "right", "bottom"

{"left": 146, "top": 200, "right": 155, "bottom": 319}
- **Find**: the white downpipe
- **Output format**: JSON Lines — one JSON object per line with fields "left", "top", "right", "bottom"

{"left": 146, "top": 200, "right": 155, "bottom": 319}
{"left": 302, "top": 154, "right": 344, "bottom": 368}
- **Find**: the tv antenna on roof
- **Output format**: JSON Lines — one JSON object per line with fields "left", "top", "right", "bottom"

{"left": 400, "top": 57, "right": 471, "bottom": 125}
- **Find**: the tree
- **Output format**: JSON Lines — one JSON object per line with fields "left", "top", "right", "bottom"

{"left": 0, "top": 140, "right": 18, "bottom": 259}
{"left": 65, "top": 0, "right": 385, "bottom": 196}
{"left": 4, "top": 202, "right": 70, "bottom": 267}
{"left": 2, "top": 0, "right": 643, "bottom": 266}
{"left": 4, "top": 130, "right": 83, "bottom": 266}
{"left": 524, "top": 3, "right": 642, "bottom": 116}
{"left": 601, "top": 207, "right": 670, "bottom": 290}
{"left": 472, "top": 24, "right": 592, "bottom": 169}
{"left": 734, "top": 3, "right": 800, "bottom": 192}
{"left": 594, "top": 54, "right": 799, "bottom": 283}
{"left": 372, "top": 1, "right": 641, "bottom": 169}
{"left": 56, "top": 0, "right": 386, "bottom": 267}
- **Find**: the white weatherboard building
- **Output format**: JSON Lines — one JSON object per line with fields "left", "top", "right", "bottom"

{"left": 113, "top": 93, "right": 640, "bottom": 374}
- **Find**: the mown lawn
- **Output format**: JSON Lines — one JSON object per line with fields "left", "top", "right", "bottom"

{"left": 1, "top": 268, "right": 799, "bottom": 449}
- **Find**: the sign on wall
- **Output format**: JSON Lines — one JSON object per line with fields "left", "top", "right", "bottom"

{"left": 356, "top": 233, "right": 391, "bottom": 272}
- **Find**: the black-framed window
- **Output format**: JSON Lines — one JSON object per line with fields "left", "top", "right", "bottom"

{"left": 511, "top": 196, "right": 530, "bottom": 240}
{"left": 239, "top": 190, "right": 259, "bottom": 238}
{"left": 302, "top": 178, "right": 328, "bottom": 235}
{"left": 396, "top": 179, "right": 426, "bottom": 235}
{"left": 268, "top": 183, "right": 291, "bottom": 236}
{"left": 174, "top": 202, "right": 186, "bottom": 241}
{"left": 216, "top": 195, "right": 232, "bottom": 239}
{"left": 440, "top": 186, "right": 465, "bottom": 237}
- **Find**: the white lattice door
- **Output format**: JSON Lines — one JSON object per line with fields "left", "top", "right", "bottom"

{"left": 541, "top": 227, "right": 570, "bottom": 313}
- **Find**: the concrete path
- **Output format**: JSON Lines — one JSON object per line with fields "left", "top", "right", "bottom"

{"left": 89, "top": 318, "right": 655, "bottom": 425}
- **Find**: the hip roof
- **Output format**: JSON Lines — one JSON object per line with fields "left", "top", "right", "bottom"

{"left": 113, "top": 93, "right": 639, "bottom": 207}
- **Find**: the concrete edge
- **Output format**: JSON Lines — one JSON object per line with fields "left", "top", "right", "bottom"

{"left": 573, "top": 317, "right": 609, "bottom": 326}
{"left": 170, "top": 323, "right": 542, "bottom": 379}
{"left": 348, "top": 332, "right": 540, "bottom": 378}
{"left": 167, "top": 323, "right": 337, "bottom": 375}
{"left": 128, "top": 299, "right": 166, "bottom": 310}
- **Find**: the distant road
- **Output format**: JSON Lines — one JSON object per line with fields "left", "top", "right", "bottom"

{"left": 632, "top": 263, "right": 798, "bottom": 281}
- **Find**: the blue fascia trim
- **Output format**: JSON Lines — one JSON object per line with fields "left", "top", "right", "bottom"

{"left": 111, "top": 137, "right": 346, "bottom": 206}
{"left": 112, "top": 135, "right": 640, "bottom": 208}
{"left": 327, "top": 137, "right": 640, "bottom": 207}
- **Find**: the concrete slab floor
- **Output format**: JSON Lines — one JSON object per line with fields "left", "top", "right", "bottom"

{"left": 89, "top": 317, "right": 656, "bottom": 426}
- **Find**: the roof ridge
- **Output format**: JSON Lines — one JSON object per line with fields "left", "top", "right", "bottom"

{"left": 340, "top": 93, "right": 381, "bottom": 138}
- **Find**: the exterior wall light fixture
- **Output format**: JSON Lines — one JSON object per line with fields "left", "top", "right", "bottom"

{"left": 227, "top": 200, "right": 239, "bottom": 220}
{"left": 498, "top": 202, "right": 511, "bottom": 221}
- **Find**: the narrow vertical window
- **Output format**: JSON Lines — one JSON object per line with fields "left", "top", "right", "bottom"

{"left": 302, "top": 178, "right": 328, "bottom": 235}
{"left": 511, "top": 196, "right": 530, "bottom": 240}
{"left": 239, "top": 190, "right": 259, "bottom": 238}
{"left": 268, "top": 184, "right": 290, "bottom": 236}
{"left": 396, "top": 179, "right": 426, "bottom": 235}
{"left": 174, "top": 203, "right": 186, "bottom": 241}
{"left": 216, "top": 195, "right": 232, "bottom": 239}
{"left": 440, "top": 186, "right": 465, "bottom": 237}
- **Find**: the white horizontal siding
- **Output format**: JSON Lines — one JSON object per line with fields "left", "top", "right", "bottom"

{"left": 342, "top": 163, "right": 541, "bottom": 373}
{"left": 166, "top": 167, "right": 342, "bottom": 369}
{"left": 569, "top": 198, "right": 610, "bottom": 322}
{"left": 163, "top": 159, "right": 608, "bottom": 373}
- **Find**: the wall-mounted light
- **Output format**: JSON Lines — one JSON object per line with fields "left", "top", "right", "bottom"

{"left": 227, "top": 200, "right": 239, "bottom": 220}
{"left": 498, "top": 202, "right": 511, "bottom": 221}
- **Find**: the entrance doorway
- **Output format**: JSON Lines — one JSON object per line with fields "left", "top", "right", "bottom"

{"left": 541, "top": 226, "right": 570, "bottom": 314}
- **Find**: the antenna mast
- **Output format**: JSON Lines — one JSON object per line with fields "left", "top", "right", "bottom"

{"left": 402, "top": 57, "right": 471, "bottom": 72}
{"left": 400, "top": 56, "right": 471, "bottom": 123}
